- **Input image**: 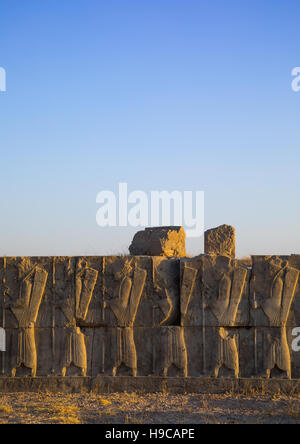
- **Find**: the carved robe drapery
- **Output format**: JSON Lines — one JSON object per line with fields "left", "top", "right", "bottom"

{"left": 11, "top": 266, "right": 48, "bottom": 375}
{"left": 210, "top": 267, "right": 247, "bottom": 377}
{"left": 64, "top": 325, "right": 87, "bottom": 372}
{"left": 262, "top": 265, "right": 299, "bottom": 376}
{"left": 61, "top": 264, "right": 98, "bottom": 374}
{"left": 216, "top": 328, "right": 239, "bottom": 373}
{"left": 160, "top": 327, "right": 187, "bottom": 376}
{"left": 108, "top": 267, "right": 146, "bottom": 374}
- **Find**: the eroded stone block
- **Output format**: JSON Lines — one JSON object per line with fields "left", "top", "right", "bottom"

{"left": 205, "top": 225, "right": 236, "bottom": 258}
{"left": 129, "top": 227, "right": 186, "bottom": 257}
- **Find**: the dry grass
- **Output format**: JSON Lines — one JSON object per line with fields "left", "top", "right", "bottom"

{"left": 0, "top": 391, "right": 299, "bottom": 424}
{"left": 43, "top": 402, "right": 81, "bottom": 424}
{"left": 0, "top": 404, "right": 13, "bottom": 414}
{"left": 98, "top": 398, "right": 112, "bottom": 407}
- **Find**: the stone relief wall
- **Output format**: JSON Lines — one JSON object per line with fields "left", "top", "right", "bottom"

{"left": 1, "top": 254, "right": 300, "bottom": 380}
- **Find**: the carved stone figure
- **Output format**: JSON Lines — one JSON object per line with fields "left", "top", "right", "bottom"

{"left": 153, "top": 259, "right": 187, "bottom": 377}
{"left": 252, "top": 257, "right": 299, "bottom": 379}
{"left": 2, "top": 250, "right": 300, "bottom": 384}
{"left": 152, "top": 258, "right": 180, "bottom": 327}
{"left": 180, "top": 264, "right": 198, "bottom": 326}
{"left": 7, "top": 259, "right": 48, "bottom": 377}
{"left": 104, "top": 259, "right": 147, "bottom": 377}
{"left": 204, "top": 257, "right": 247, "bottom": 378}
{"left": 56, "top": 258, "right": 98, "bottom": 377}
{"left": 159, "top": 327, "right": 188, "bottom": 377}
{"left": 214, "top": 328, "right": 239, "bottom": 379}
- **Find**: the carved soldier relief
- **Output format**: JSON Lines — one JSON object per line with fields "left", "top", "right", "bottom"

{"left": 152, "top": 258, "right": 180, "bottom": 327}
{"left": 158, "top": 327, "right": 188, "bottom": 377}
{"left": 1, "top": 251, "right": 300, "bottom": 381}
{"left": 203, "top": 256, "right": 247, "bottom": 378}
{"left": 152, "top": 258, "right": 187, "bottom": 377}
{"left": 54, "top": 258, "right": 98, "bottom": 377}
{"left": 251, "top": 256, "right": 299, "bottom": 379}
{"left": 103, "top": 258, "right": 147, "bottom": 376}
{"left": 5, "top": 258, "right": 48, "bottom": 377}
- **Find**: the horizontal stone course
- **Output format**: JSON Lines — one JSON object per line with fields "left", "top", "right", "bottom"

{"left": 0, "top": 376, "right": 299, "bottom": 395}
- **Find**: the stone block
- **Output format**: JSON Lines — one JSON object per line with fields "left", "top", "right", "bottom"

{"left": 205, "top": 224, "right": 236, "bottom": 258}
{"left": 129, "top": 227, "right": 186, "bottom": 257}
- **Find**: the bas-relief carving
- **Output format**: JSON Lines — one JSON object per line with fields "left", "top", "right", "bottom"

{"left": 204, "top": 257, "right": 247, "bottom": 378}
{"left": 3, "top": 258, "right": 48, "bottom": 377}
{"left": 251, "top": 256, "right": 299, "bottom": 379}
{"left": 102, "top": 257, "right": 153, "bottom": 327}
{"left": 202, "top": 256, "right": 249, "bottom": 328}
{"left": 180, "top": 256, "right": 248, "bottom": 378}
{"left": 102, "top": 258, "right": 147, "bottom": 376}
{"left": 151, "top": 258, "right": 180, "bottom": 327}
{"left": 54, "top": 258, "right": 98, "bottom": 377}
{"left": 157, "top": 327, "right": 188, "bottom": 377}
{"left": 180, "top": 256, "right": 250, "bottom": 327}
{"left": 1, "top": 255, "right": 300, "bottom": 380}
{"left": 152, "top": 258, "right": 187, "bottom": 377}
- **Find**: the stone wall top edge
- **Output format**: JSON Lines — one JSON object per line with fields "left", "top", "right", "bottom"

{"left": 0, "top": 254, "right": 298, "bottom": 260}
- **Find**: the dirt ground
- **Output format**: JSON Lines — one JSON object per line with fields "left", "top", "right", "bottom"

{"left": 1, "top": 391, "right": 300, "bottom": 424}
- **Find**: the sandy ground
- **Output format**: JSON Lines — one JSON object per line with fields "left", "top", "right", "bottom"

{"left": 1, "top": 391, "right": 300, "bottom": 424}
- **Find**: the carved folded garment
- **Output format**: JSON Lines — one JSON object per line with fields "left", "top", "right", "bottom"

{"left": 12, "top": 267, "right": 48, "bottom": 372}
{"left": 17, "top": 326, "right": 37, "bottom": 370}
{"left": 216, "top": 328, "right": 239, "bottom": 372}
{"left": 211, "top": 267, "right": 247, "bottom": 327}
{"left": 109, "top": 268, "right": 147, "bottom": 327}
{"left": 262, "top": 266, "right": 299, "bottom": 327}
{"left": 75, "top": 267, "right": 98, "bottom": 321}
{"left": 64, "top": 326, "right": 87, "bottom": 371}
{"left": 265, "top": 328, "right": 290, "bottom": 373}
{"left": 161, "top": 327, "right": 187, "bottom": 371}
{"left": 12, "top": 267, "right": 48, "bottom": 328}
{"left": 115, "top": 327, "right": 137, "bottom": 370}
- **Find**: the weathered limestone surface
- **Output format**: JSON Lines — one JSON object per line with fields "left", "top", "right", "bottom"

{"left": 1, "top": 376, "right": 300, "bottom": 395}
{"left": 205, "top": 224, "right": 236, "bottom": 258}
{"left": 1, "top": 251, "right": 300, "bottom": 390}
{"left": 129, "top": 227, "right": 186, "bottom": 257}
{"left": 180, "top": 255, "right": 250, "bottom": 327}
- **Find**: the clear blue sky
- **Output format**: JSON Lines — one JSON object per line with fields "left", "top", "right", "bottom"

{"left": 0, "top": 0, "right": 299, "bottom": 257}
